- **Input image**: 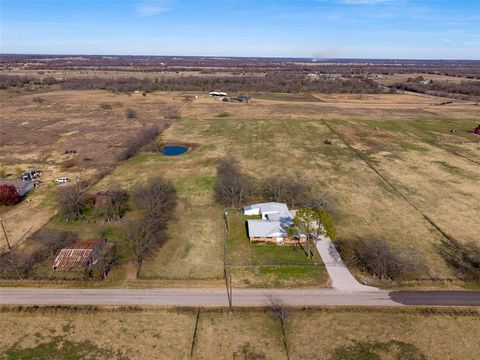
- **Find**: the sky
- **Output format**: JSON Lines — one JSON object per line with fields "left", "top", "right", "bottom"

{"left": 0, "top": 0, "right": 479, "bottom": 59}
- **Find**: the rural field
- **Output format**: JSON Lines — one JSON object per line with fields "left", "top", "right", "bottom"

{"left": 1, "top": 306, "right": 479, "bottom": 359}
{"left": 0, "top": 90, "right": 188, "bottom": 251}
{"left": 94, "top": 92, "right": 479, "bottom": 287}
{"left": 1, "top": 88, "right": 479, "bottom": 288}
{"left": 2, "top": 1, "right": 480, "bottom": 358}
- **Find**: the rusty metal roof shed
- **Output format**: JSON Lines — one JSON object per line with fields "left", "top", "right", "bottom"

{"left": 53, "top": 239, "right": 105, "bottom": 270}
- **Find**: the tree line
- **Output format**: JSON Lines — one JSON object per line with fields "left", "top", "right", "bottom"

{"left": 1, "top": 73, "right": 385, "bottom": 94}
{"left": 393, "top": 80, "right": 480, "bottom": 100}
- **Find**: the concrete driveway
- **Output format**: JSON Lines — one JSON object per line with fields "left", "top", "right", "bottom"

{"left": 315, "top": 235, "right": 378, "bottom": 292}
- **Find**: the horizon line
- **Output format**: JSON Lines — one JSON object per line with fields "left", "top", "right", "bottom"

{"left": 1, "top": 53, "right": 479, "bottom": 62}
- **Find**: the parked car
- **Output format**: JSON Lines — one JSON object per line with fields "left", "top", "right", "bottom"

{"left": 55, "top": 177, "right": 70, "bottom": 184}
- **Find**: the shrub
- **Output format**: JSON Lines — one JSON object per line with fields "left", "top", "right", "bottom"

{"left": 61, "top": 158, "right": 76, "bottom": 169}
{"left": 117, "top": 125, "right": 159, "bottom": 161}
{"left": 99, "top": 102, "right": 113, "bottom": 110}
{"left": 336, "top": 237, "right": 426, "bottom": 281}
{"left": 126, "top": 108, "right": 137, "bottom": 119}
{"left": 0, "top": 184, "right": 20, "bottom": 205}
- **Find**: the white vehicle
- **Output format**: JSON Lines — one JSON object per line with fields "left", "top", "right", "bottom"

{"left": 55, "top": 177, "right": 70, "bottom": 184}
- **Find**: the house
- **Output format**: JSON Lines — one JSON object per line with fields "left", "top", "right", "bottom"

{"left": 209, "top": 91, "right": 227, "bottom": 97}
{"left": 243, "top": 202, "right": 306, "bottom": 245}
{"left": 0, "top": 180, "right": 34, "bottom": 197}
{"left": 53, "top": 239, "right": 106, "bottom": 271}
{"left": 233, "top": 95, "right": 251, "bottom": 103}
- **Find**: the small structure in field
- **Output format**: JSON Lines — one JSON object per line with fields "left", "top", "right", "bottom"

{"left": 243, "top": 202, "right": 306, "bottom": 245}
{"left": 0, "top": 180, "right": 34, "bottom": 197}
{"left": 233, "top": 95, "right": 251, "bottom": 103}
{"left": 209, "top": 91, "right": 227, "bottom": 97}
{"left": 52, "top": 239, "right": 106, "bottom": 271}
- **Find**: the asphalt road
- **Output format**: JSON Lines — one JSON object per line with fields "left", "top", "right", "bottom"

{"left": 1, "top": 288, "right": 479, "bottom": 307}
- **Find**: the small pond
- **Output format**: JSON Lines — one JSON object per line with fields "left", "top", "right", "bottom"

{"left": 162, "top": 145, "right": 189, "bottom": 156}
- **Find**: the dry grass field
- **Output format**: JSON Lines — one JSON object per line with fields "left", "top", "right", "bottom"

{"left": 378, "top": 73, "right": 479, "bottom": 86}
{"left": 1, "top": 306, "right": 479, "bottom": 359}
{"left": 0, "top": 90, "right": 188, "bottom": 251}
{"left": 1, "top": 89, "right": 479, "bottom": 287}
{"left": 93, "top": 92, "right": 479, "bottom": 287}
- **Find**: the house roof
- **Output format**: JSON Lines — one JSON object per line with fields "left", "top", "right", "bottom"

{"left": 243, "top": 202, "right": 289, "bottom": 214}
{"left": 0, "top": 180, "right": 33, "bottom": 191}
{"left": 53, "top": 240, "right": 104, "bottom": 270}
{"left": 234, "top": 95, "right": 251, "bottom": 101}
{"left": 247, "top": 219, "right": 284, "bottom": 238}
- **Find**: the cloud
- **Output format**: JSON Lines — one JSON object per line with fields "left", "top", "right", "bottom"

{"left": 135, "top": 1, "right": 171, "bottom": 17}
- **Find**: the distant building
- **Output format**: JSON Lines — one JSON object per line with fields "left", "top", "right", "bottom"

{"left": 53, "top": 239, "right": 106, "bottom": 271}
{"left": 233, "top": 95, "right": 251, "bottom": 103}
{"left": 0, "top": 180, "right": 34, "bottom": 197}
{"left": 209, "top": 91, "right": 227, "bottom": 97}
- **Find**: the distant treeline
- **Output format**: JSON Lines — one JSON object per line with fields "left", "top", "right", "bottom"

{"left": 2, "top": 55, "right": 480, "bottom": 78}
{"left": 393, "top": 80, "right": 480, "bottom": 100}
{"left": 0, "top": 74, "right": 385, "bottom": 94}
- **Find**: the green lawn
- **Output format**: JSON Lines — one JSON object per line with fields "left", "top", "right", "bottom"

{"left": 226, "top": 214, "right": 322, "bottom": 266}
{"left": 225, "top": 213, "right": 328, "bottom": 287}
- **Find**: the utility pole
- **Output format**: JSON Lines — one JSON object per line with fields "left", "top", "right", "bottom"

{"left": 0, "top": 219, "right": 11, "bottom": 250}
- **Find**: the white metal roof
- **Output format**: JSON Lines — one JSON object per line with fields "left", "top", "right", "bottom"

{"left": 247, "top": 219, "right": 284, "bottom": 238}
{"left": 243, "top": 202, "right": 288, "bottom": 214}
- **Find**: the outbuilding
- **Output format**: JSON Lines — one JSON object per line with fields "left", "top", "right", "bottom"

{"left": 233, "top": 95, "right": 251, "bottom": 103}
{"left": 0, "top": 180, "right": 34, "bottom": 197}
{"left": 209, "top": 91, "right": 227, "bottom": 97}
{"left": 53, "top": 239, "right": 107, "bottom": 271}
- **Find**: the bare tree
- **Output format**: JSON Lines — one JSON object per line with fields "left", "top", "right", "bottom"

{"left": 268, "top": 295, "right": 290, "bottom": 359}
{"left": 124, "top": 218, "right": 166, "bottom": 276}
{"left": 94, "top": 188, "right": 127, "bottom": 222}
{"left": 126, "top": 177, "right": 177, "bottom": 276}
{"left": 132, "top": 177, "right": 176, "bottom": 225}
{"left": 31, "top": 228, "right": 76, "bottom": 256}
{"left": 263, "top": 173, "right": 313, "bottom": 209}
{"left": 56, "top": 183, "right": 85, "bottom": 221}
{"left": 302, "top": 189, "right": 337, "bottom": 214}
{"left": 96, "top": 243, "right": 117, "bottom": 280}
{"left": 214, "top": 156, "right": 251, "bottom": 207}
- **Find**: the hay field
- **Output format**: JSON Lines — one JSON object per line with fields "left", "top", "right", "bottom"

{"left": 184, "top": 92, "right": 478, "bottom": 121}
{"left": 1, "top": 307, "right": 479, "bottom": 359}
{"left": 0, "top": 90, "right": 185, "bottom": 167}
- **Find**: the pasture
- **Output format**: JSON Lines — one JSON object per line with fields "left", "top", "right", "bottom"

{"left": 1, "top": 90, "right": 479, "bottom": 287}
{"left": 1, "top": 306, "right": 479, "bottom": 359}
